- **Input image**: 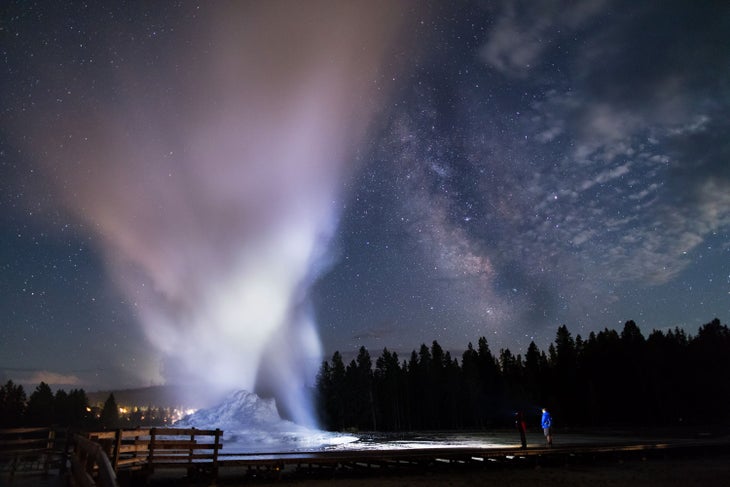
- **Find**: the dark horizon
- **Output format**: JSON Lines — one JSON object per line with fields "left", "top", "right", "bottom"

{"left": 2, "top": 313, "right": 727, "bottom": 397}
{"left": 3, "top": 316, "right": 728, "bottom": 433}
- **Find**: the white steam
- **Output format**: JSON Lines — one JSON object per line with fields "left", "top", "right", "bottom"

{"left": 13, "top": 1, "right": 406, "bottom": 427}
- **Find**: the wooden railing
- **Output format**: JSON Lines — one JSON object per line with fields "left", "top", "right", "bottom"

{"left": 89, "top": 427, "right": 223, "bottom": 482}
{"left": 69, "top": 434, "right": 119, "bottom": 487}
{"left": 0, "top": 427, "right": 64, "bottom": 481}
{"left": 90, "top": 428, "right": 150, "bottom": 470}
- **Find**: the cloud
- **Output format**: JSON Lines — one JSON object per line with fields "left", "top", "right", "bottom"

{"left": 352, "top": 322, "right": 397, "bottom": 342}
{"left": 579, "top": 162, "right": 632, "bottom": 192}
{"left": 480, "top": 0, "right": 607, "bottom": 78}
{"left": 27, "top": 371, "right": 82, "bottom": 387}
{"left": 501, "top": 3, "right": 730, "bottom": 289}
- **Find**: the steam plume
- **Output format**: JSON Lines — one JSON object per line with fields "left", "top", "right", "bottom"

{"left": 14, "top": 1, "right": 405, "bottom": 426}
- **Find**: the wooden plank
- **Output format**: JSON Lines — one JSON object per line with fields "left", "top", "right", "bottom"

{"left": 0, "top": 438, "right": 50, "bottom": 447}
{"left": 90, "top": 432, "right": 117, "bottom": 440}
{"left": 149, "top": 453, "right": 211, "bottom": 458}
{"left": 147, "top": 453, "right": 218, "bottom": 459}
{"left": 146, "top": 440, "right": 196, "bottom": 447}
{"left": 147, "top": 451, "right": 218, "bottom": 458}
{"left": 150, "top": 442, "right": 219, "bottom": 450}
{"left": 0, "top": 427, "right": 51, "bottom": 435}
{"left": 91, "top": 428, "right": 220, "bottom": 441}
{"left": 115, "top": 457, "right": 148, "bottom": 467}
{"left": 153, "top": 428, "right": 220, "bottom": 436}
{"left": 117, "top": 444, "right": 151, "bottom": 453}
{"left": 0, "top": 447, "right": 54, "bottom": 456}
{"left": 91, "top": 429, "right": 151, "bottom": 440}
{"left": 151, "top": 457, "right": 217, "bottom": 461}
{"left": 120, "top": 429, "right": 150, "bottom": 438}
{"left": 152, "top": 461, "right": 217, "bottom": 467}
{"left": 0, "top": 438, "right": 51, "bottom": 447}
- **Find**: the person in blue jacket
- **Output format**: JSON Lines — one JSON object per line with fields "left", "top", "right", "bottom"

{"left": 541, "top": 408, "right": 553, "bottom": 447}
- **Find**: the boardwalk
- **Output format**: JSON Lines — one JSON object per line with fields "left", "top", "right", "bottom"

{"left": 139, "top": 431, "right": 730, "bottom": 486}
{"left": 4, "top": 430, "right": 730, "bottom": 486}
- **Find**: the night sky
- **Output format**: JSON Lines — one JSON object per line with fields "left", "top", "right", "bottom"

{"left": 1, "top": 1, "right": 729, "bottom": 404}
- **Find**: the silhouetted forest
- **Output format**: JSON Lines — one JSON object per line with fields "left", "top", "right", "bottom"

{"left": 316, "top": 318, "right": 730, "bottom": 431}
{"left": 4, "top": 318, "right": 728, "bottom": 433}
{"left": 0, "top": 381, "right": 121, "bottom": 429}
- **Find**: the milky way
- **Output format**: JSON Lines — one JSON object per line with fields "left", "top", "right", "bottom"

{"left": 312, "top": 1, "right": 730, "bottom": 356}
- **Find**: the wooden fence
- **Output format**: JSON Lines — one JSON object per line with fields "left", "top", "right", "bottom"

{"left": 89, "top": 427, "right": 223, "bottom": 482}
{"left": 0, "top": 426, "right": 221, "bottom": 486}
{"left": 0, "top": 427, "right": 64, "bottom": 481}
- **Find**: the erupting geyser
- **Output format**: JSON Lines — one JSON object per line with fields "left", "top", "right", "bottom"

{"left": 12, "top": 1, "right": 406, "bottom": 426}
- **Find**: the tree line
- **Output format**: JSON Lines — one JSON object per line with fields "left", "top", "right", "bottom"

{"left": 315, "top": 318, "right": 730, "bottom": 431}
{"left": 0, "top": 380, "right": 123, "bottom": 429}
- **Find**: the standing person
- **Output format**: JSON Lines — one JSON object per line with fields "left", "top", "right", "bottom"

{"left": 541, "top": 408, "right": 553, "bottom": 447}
{"left": 515, "top": 411, "right": 527, "bottom": 449}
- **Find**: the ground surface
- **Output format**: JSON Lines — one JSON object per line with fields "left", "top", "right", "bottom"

{"left": 222, "top": 453, "right": 730, "bottom": 486}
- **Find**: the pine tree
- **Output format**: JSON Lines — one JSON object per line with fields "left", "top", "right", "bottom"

{"left": 26, "top": 382, "right": 54, "bottom": 426}
{"left": 101, "top": 393, "right": 119, "bottom": 428}
{"left": 0, "top": 380, "right": 27, "bottom": 427}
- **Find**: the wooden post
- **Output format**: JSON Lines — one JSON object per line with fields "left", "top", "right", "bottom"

{"left": 112, "top": 429, "right": 122, "bottom": 471}
{"left": 132, "top": 429, "right": 141, "bottom": 465}
{"left": 212, "top": 428, "right": 222, "bottom": 484}
{"left": 148, "top": 428, "right": 156, "bottom": 475}
{"left": 213, "top": 428, "right": 222, "bottom": 462}
{"left": 43, "top": 427, "right": 55, "bottom": 475}
{"left": 189, "top": 427, "right": 195, "bottom": 467}
{"left": 46, "top": 427, "right": 56, "bottom": 449}
{"left": 186, "top": 427, "right": 195, "bottom": 479}
{"left": 61, "top": 427, "right": 71, "bottom": 474}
